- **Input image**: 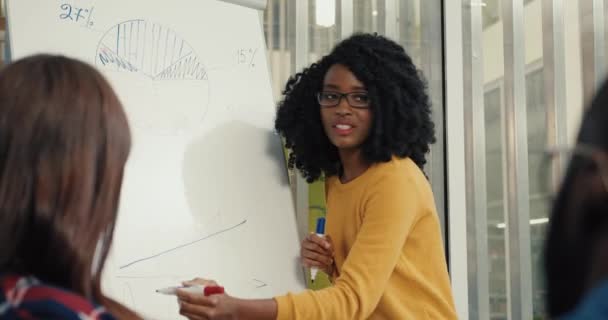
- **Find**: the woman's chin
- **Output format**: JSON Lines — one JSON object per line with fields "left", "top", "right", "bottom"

{"left": 332, "top": 141, "right": 362, "bottom": 152}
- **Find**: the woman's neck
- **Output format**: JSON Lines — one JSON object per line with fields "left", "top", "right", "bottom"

{"left": 338, "top": 148, "right": 370, "bottom": 183}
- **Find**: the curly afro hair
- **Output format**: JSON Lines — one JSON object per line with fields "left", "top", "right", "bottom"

{"left": 275, "top": 33, "right": 436, "bottom": 182}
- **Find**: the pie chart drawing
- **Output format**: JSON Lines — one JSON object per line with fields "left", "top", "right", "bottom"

{"left": 95, "top": 19, "right": 210, "bottom": 134}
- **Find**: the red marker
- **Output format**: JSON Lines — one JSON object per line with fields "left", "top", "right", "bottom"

{"left": 156, "top": 285, "right": 225, "bottom": 296}
{"left": 204, "top": 286, "right": 225, "bottom": 296}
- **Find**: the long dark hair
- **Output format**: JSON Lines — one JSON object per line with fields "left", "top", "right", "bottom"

{"left": 274, "top": 33, "right": 435, "bottom": 182}
{"left": 0, "top": 55, "right": 139, "bottom": 318}
{"left": 544, "top": 80, "right": 608, "bottom": 317}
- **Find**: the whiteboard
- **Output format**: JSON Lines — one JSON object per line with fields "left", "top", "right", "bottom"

{"left": 6, "top": 0, "right": 305, "bottom": 318}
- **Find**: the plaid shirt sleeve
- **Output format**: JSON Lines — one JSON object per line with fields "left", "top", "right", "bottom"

{"left": 0, "top": 275, "right": 116, "bottom": 320}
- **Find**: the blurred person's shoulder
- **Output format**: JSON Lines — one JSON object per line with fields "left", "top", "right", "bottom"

{"left": 562, "top": 280, "right": 608, "bottom": 319}
{"left": 0, "top": 273, "right": 116, "bottom": 320}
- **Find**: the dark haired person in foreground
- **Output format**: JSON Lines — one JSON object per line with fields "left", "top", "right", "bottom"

{"left": 545, "top": 80, "right": 608, "bottom": 319}
{"left": 177, "top": 33, "right": 456, "bottom": 319}
{"left": 0, "top": 55, "right": 140, "bottom": 319}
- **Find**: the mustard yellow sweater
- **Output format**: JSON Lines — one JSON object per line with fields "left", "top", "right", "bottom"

{"left": 275, "top": 157, "right": 456, "bottom": 319}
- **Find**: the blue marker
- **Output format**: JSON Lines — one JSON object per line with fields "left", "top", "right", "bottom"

{"left": 310, "top": 217, "right": 326, "bottom": 282}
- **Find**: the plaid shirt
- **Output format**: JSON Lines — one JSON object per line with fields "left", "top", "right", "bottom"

{"left": 0, "top": 274, "right": 116, "bottom": 320}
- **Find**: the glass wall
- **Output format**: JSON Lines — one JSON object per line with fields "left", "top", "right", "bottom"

{"left": 484, "top": 82, "right": 508, "bottom": 319}
{"left": 308, "top": 0, "right": 338, "bottom": 63}
{"left": 263, "top": 0, "right": 293, "bottom": 101}
{"left": 353, "top": 0, "right": 385, "bottom": 34}
{"left": 462, "top": 0, "right": 606, "bottom": 318}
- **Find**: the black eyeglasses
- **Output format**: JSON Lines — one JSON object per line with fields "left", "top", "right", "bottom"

{"left": 316, "top": 91, "right": 371, "bottom": 109}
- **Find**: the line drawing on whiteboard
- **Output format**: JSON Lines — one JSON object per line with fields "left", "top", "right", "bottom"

{"left": 252, "top": 279, "right": 268, "bottom": 288}
{"left": 93, "top": 20, "right": 211, "bottom": 135}
{"left": 119, "top": 219, "right": 247, "bottom": 269}
{"left": 96, "top": 20, "right": 208, "bottom": 80}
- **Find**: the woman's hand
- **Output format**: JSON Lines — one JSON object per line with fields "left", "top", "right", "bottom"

{"left": 177, "top": 278, "right": 238, "bottom": 320}
{"left": 177, "top": 278, "right": 278, "bottom": 320}
{"left": 300, "top": 233, "right": 335, "bottom": 276}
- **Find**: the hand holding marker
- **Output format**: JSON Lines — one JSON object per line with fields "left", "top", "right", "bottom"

{"left": 156, "top": 285, "right": 224, "bottom": 296}
{"left": 310, "top": 216, "right": 326, "bottom": 283}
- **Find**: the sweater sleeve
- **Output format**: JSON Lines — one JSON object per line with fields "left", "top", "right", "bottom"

{"left": 275, "top": 172, "right": 423, "bottom": 319}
